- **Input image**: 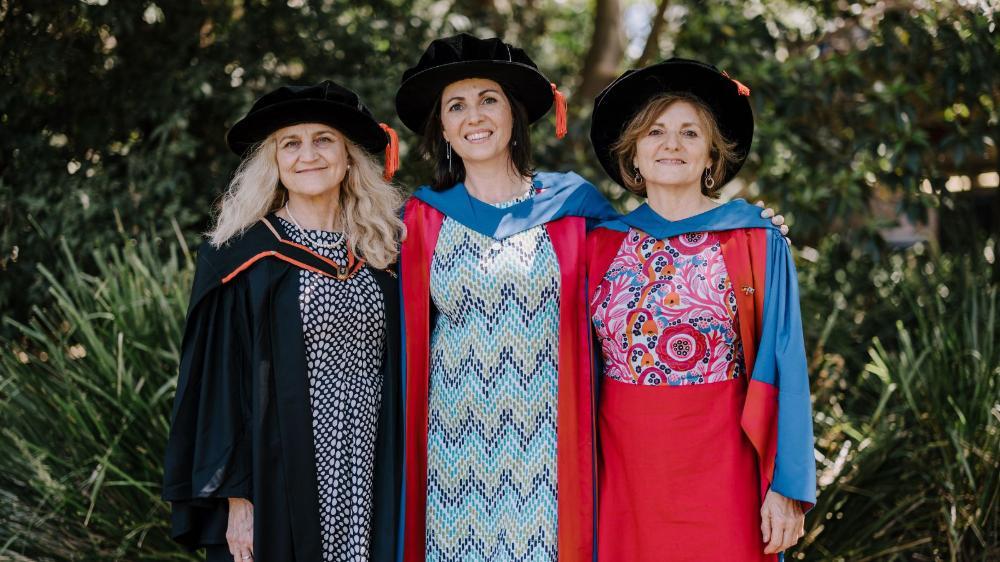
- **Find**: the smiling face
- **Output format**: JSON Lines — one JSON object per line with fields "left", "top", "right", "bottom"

{"left": 274, "top": 122, "right": 349, "bottom": 198}
{"left": 633, "top": 101, "right": 713, "bottom": 194}
{"left": 439, "top": 78, "right": 514, "bottom": 166}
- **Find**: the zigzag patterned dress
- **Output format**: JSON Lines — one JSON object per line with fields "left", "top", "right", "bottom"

{"left": 425, "top": 191, "right": 560, "bottom": 562}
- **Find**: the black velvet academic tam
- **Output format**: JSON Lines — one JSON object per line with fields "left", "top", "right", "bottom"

{"left": 394, "top": 33, "right": 557, "bottom": 134}
{"left": 590, "top": 58, "right": 755, "bottom": 188}
{"left": 162, "top": 217, "right": 401, "bottom": 561}
{"left": 226, "top": 80, "right": 390, "bottom": 157}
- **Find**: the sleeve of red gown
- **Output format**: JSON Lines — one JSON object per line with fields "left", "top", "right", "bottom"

{"left": 162, "top": 249, "right": 254, "bottom": 548}
{"left": 751, "top": 230, "right": 817, "bottom": 509}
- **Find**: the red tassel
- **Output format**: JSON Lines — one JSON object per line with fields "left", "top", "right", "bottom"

{"left": 550, "top": 83, "right": 568, "bottom": 139}
{"left": 379, "top": 123, "right": 399, "bottom": 181}
{"left": 722, "top": 71, "right": 751, "bottom": 96}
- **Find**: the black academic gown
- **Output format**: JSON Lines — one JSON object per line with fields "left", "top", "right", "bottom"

{"left": 162, "top": 215, "right": 401, "bottom": 561}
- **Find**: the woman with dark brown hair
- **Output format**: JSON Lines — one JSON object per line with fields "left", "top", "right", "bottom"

{"left": 394, "top": 33, "right": 618, "bottom": 562}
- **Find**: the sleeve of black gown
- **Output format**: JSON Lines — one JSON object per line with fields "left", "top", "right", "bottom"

{"left": 162, "top": 250, "right": 254, "bottom": 549}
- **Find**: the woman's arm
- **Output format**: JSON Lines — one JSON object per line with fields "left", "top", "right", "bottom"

{"left": 163, "top": 252, "right": 254, "bottom": 550}
{"left": 749, "top": 229, "right": 817, "bottom": 554}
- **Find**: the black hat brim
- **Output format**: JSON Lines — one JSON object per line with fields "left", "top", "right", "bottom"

{"left": 226, "top": 98, "right": 388, "bottom": 157}
{"left": 395, "top": 61, "right": 553, "bottom": 134}
{"left": 590, "top": 60, "right": 754, "bottom": 189}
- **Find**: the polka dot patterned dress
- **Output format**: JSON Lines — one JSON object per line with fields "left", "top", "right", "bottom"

{"left": 277, "top": 216, "right": 386, "bottom": 562}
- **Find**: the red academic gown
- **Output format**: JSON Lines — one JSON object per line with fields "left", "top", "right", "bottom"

{"left": 587, "top": 220, "right": 814, "bottom": 562}
{"left": 400, "top": 197, "right": 600, "bottom": 562}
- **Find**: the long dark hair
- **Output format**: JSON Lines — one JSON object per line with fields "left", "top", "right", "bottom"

{"left": 421, "top": 81, "right": 534, "bottom": 190}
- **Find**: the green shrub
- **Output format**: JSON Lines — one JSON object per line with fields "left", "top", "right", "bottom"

{"left": 798, "top": 241, "right": 999, "bottom": 561}
{"left": 0, "top": 231, "right": 195, "bottom": 560}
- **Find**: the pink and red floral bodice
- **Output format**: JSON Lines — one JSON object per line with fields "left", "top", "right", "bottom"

{"left": 591, "top": 228, "right": 744, "bottom": 386}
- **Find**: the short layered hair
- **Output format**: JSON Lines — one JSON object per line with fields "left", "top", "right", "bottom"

{"left": 610, "top": 92, "right": 739, "bottom": 198}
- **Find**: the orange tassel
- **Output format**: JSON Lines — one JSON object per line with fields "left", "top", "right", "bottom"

{"left": 722, "top": 71, "right": 751, "bottom": 97}
{"left": 379, "top": 123, "right": 399, "bottom": 181}
{"left": 733, "top": 78, "right": 751, "bottom": 97}
{"left": 550, "top": 83, "right": 568, "bottom": 139}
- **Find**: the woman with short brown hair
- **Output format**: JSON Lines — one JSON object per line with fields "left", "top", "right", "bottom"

{"left": 587, "top": 59, "right": 816, "bottom": 561}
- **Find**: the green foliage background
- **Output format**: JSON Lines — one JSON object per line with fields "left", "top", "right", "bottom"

{"left": 1, "top": 0, "right": 998, "bottom": 560}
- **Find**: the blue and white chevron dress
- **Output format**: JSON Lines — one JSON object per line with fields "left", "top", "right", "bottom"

{"left": 425, "top": 191, "right": 560, "bottom": 561}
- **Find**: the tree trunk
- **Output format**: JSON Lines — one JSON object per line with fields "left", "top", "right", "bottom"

{"left": 576, "top": 0, "right": 625, "bottom": 104}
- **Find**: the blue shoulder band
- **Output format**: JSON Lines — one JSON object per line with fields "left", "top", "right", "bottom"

{"left": 601, "top": 199, "right": 776, "bottom": 238}
{"left": 413, "top": 171, "right": 619, "bottom": 239}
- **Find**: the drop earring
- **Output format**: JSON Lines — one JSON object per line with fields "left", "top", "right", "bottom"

{"left": 704, "top": 167, "right": 715, "bottom": 189}
{"left": 446, "top": 141, "right": 452, "bottom": 174}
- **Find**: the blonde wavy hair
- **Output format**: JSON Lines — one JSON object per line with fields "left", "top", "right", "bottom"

{"left": 208, "top": 130, "right": 405, "bottom": 269}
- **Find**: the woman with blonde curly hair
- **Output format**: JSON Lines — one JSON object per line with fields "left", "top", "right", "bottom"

{"left": 163, "top": 80, "right": 404, "bottom": 562}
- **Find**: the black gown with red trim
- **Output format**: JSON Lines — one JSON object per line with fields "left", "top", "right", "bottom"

{"left": 162, "top": 214, "right": 401, "bottom": 561}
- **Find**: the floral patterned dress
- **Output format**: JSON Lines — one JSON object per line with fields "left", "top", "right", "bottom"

{"left": 591, "top": 228, "right": 773, "bottom": 562}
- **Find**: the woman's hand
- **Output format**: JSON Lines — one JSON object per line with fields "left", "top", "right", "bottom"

{"left": 760, "top": 488, "right": 805, "bottom": 554}
{"left": 226, "top": 498, "right": 254, "bottom": 561}
{"left": 755, "top": 200, "right": 791, "bottom": 244}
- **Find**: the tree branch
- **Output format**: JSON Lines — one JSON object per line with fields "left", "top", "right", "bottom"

{"left": 636, "top": 0, "right": 670, "bottom": 67}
